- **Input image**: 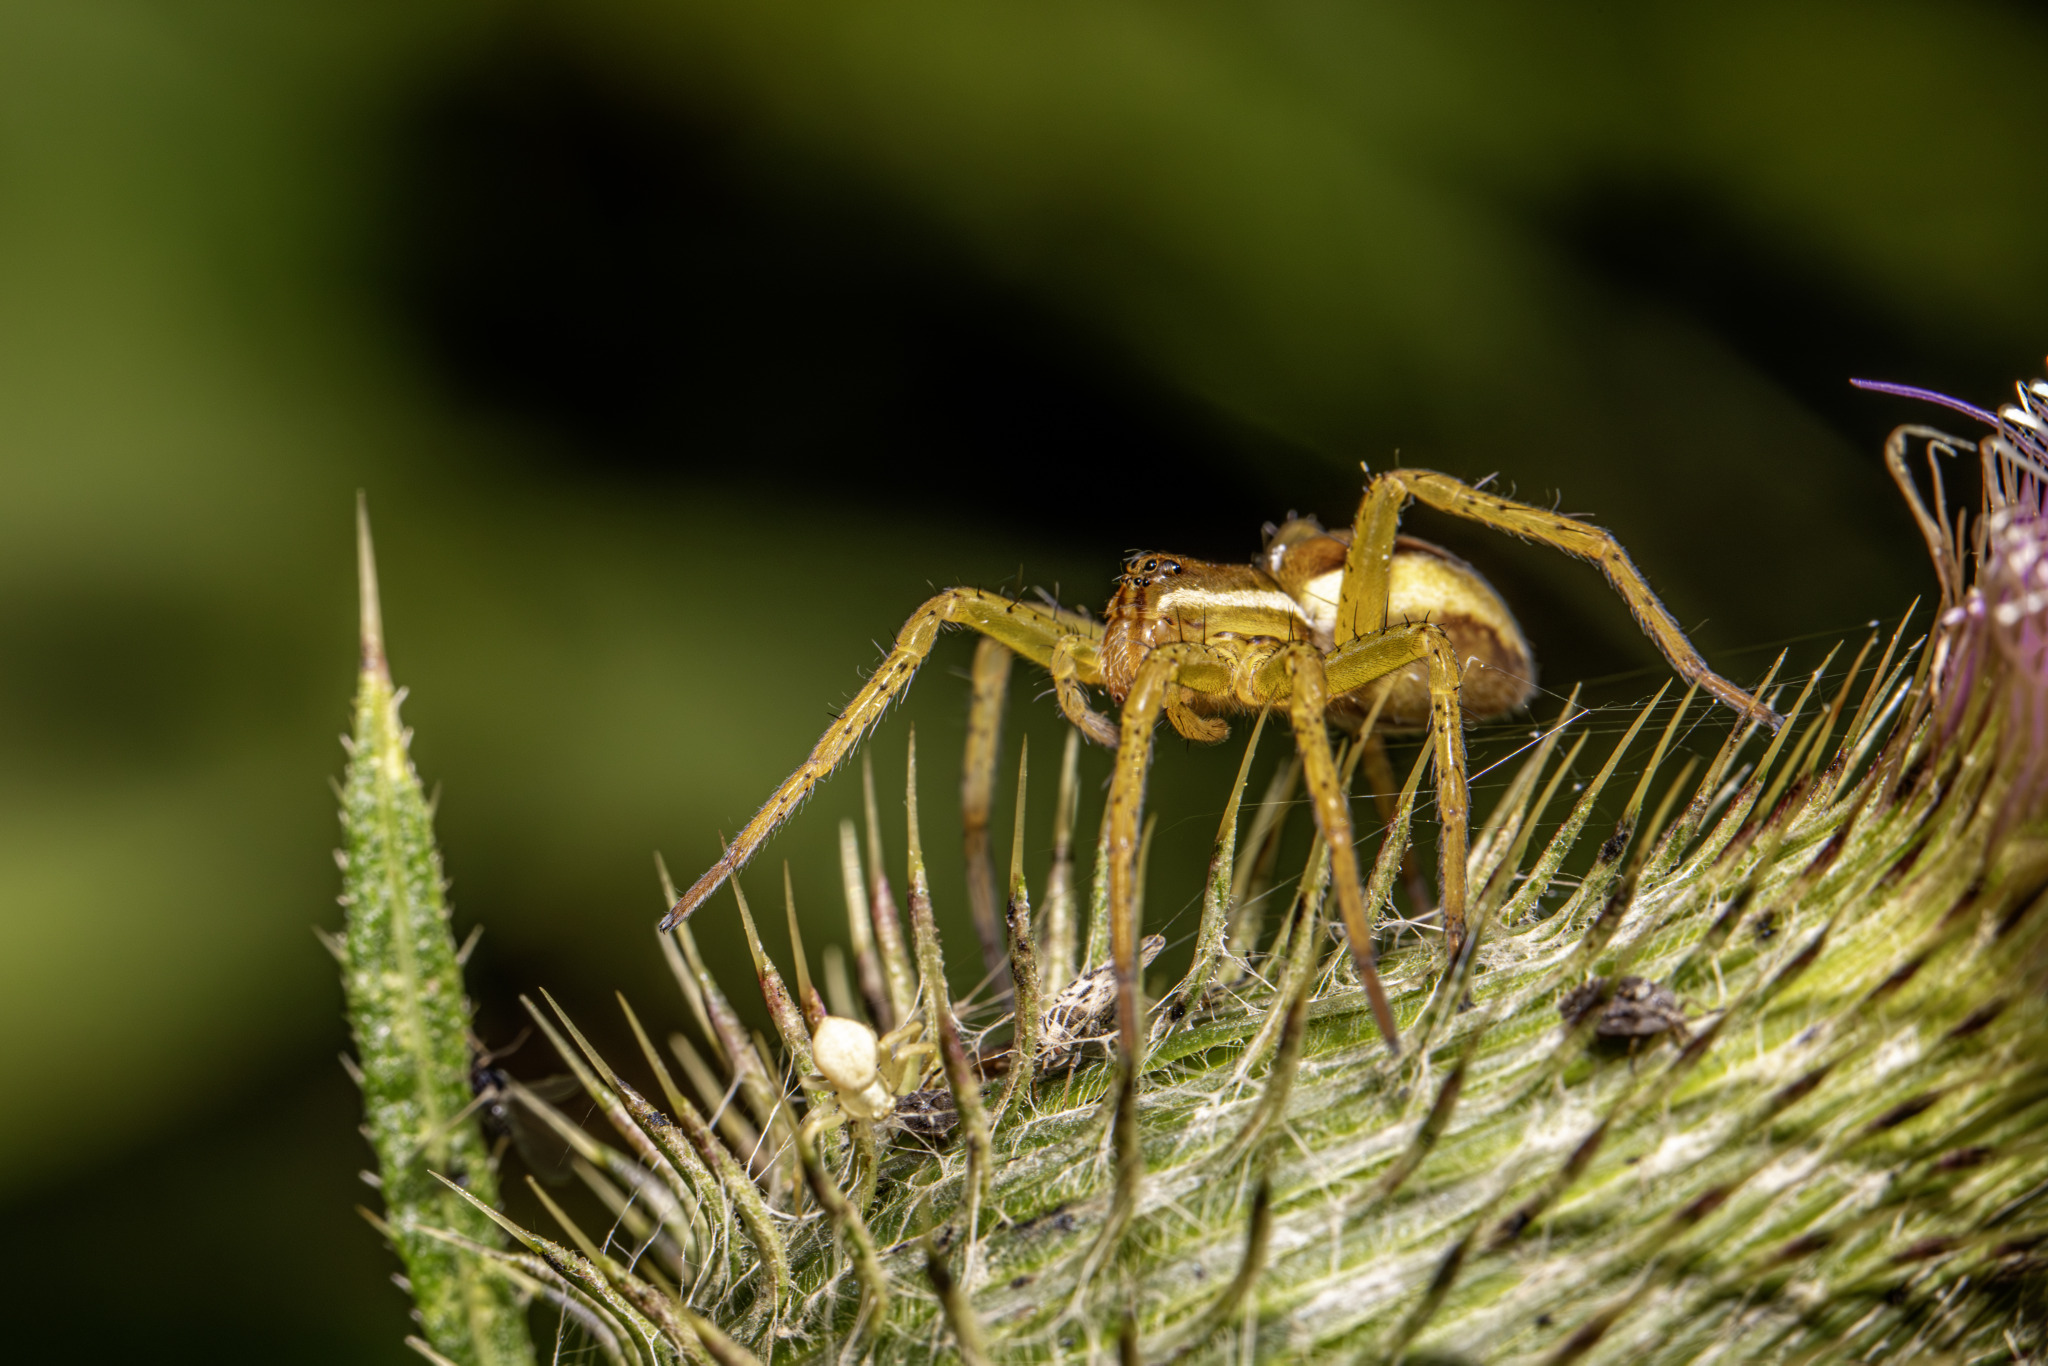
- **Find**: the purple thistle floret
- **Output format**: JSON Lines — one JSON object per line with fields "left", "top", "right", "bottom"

{"left": 1850, "top": 378, "right": 2002, "bottom": 429}
{"left": 1857, "top": 370, "right": 2048, "bottom": 815}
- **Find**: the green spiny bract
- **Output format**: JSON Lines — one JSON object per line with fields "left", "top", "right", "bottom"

{"left": 335, "top": 499, "right": 535, "bottom": 1366}
{"left": 362, "top": 383, "right": 2048, "bottom": 1364}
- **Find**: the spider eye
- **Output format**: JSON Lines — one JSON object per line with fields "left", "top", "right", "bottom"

{"left": 1142, "top": 558, "right": 1157, "bottom": 572}
{"left": 1162, "top": 560, "right": 1181, "bottom": 574}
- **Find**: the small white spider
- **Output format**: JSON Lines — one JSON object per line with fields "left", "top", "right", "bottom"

{"left": 801, "top": 1015, "right": 937, "bottom": 1143}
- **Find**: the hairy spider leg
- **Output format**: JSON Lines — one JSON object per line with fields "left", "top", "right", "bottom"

{"left": 665, "top": 588, "right": 1104, "bottom": 928}
{"left": 1318, "top": 623, "right": 1470, "bottom": 975}
{"left": 1104, "top": 643, "right": 1235, "bottom": 1069}
{"left": 1101, "top": 628, "right": 1456, "bottom": 1058}
{"left": 1338, "top": 469, "right": 1784, "bottom": 730}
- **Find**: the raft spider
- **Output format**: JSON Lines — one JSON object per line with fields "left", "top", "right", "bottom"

{"left": 666, "top": 467, "right": 1780, "bottom": 1054}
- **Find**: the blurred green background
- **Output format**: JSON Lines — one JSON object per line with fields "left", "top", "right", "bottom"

{"left": 1, "top": 1, "right": 2044, "bottom": 1359}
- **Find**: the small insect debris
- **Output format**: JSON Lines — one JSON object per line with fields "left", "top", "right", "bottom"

{"left": 1558, "top": 975, "right": 1691, "bottom": 1045}
{"left": 1036, "top": 934, "right": 1166, "bottom": 1070}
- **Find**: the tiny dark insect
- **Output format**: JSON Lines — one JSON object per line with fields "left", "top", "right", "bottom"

{"left": 1008, "top": 1204, "right": 1079, "bottom": 1240}
{"left": 893, "top": 1087, "right": 959, "bottom": 1142}
{"left": 470, "top": 1036, "right": 581, "bottom": 1182}
{"left": 1559, "top": 976, "right": 1690, "bottom": 1044}
{"left": 470, "top": 1060, "right": 517, "bottom": 1137}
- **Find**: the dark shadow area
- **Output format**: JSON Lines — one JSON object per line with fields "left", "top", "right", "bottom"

{"left": 388, "top": 40, "right": 1906, "bottom": 692}
{"left": 1553, "top": 179, "right": 2029, "bottom": 464}
{"left": 0, "top": 586, "right": 318, "bottom": 780}
{"left": 384, "top": 41, "right": 1355, "bottom": 563}
{"left": 0, "top": 1066, "right": 418, "bottom": 1365}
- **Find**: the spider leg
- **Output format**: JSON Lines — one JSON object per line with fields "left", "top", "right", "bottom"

{"left": 1104, "top": 643, "right": 1231, "bottom": 1061}
{"left": 665, "top": 588, "right": 1102, "bottom": 927}
{"left": 1261, "top": 643, "right": 1400, "bottom": 1051}
{"left": 1327, "top": 626, "right": 1474, "bottom": 966}
{"left": 1340, "top": 468, "right": 1783, "bottom": 729}
{"left": 1272, "top": 623, "right": 1471, "bottom": 977}
{"left": 883, "top": 1041, "right": 937, "bottom": 1095}
{"left": 876, "top": 1018, "right": 926, "bottom": 1052}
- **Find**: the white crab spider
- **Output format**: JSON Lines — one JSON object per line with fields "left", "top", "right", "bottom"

{"left": 801, "top": 1015, "right": 938, "bottom": 1142}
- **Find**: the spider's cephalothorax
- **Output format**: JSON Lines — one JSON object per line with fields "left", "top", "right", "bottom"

{"left": 1099, "top": 520, "right": 1536, "bottom": 729}
{"left": 666, "top": 468, "right": 1782, "bottom": 1057}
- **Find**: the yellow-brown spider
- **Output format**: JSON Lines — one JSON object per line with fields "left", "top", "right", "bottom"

{"left": 665, "top": 468, "right": 1780, "bottom": 1054}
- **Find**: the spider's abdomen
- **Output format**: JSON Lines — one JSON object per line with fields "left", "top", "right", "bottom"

{"left": 1266, "top": 522, "right": 1536, "bottom": 727}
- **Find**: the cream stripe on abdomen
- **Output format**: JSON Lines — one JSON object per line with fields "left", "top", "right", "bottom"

{"left": 1158, "top": 587, "right": 1309, "bottom": 619}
